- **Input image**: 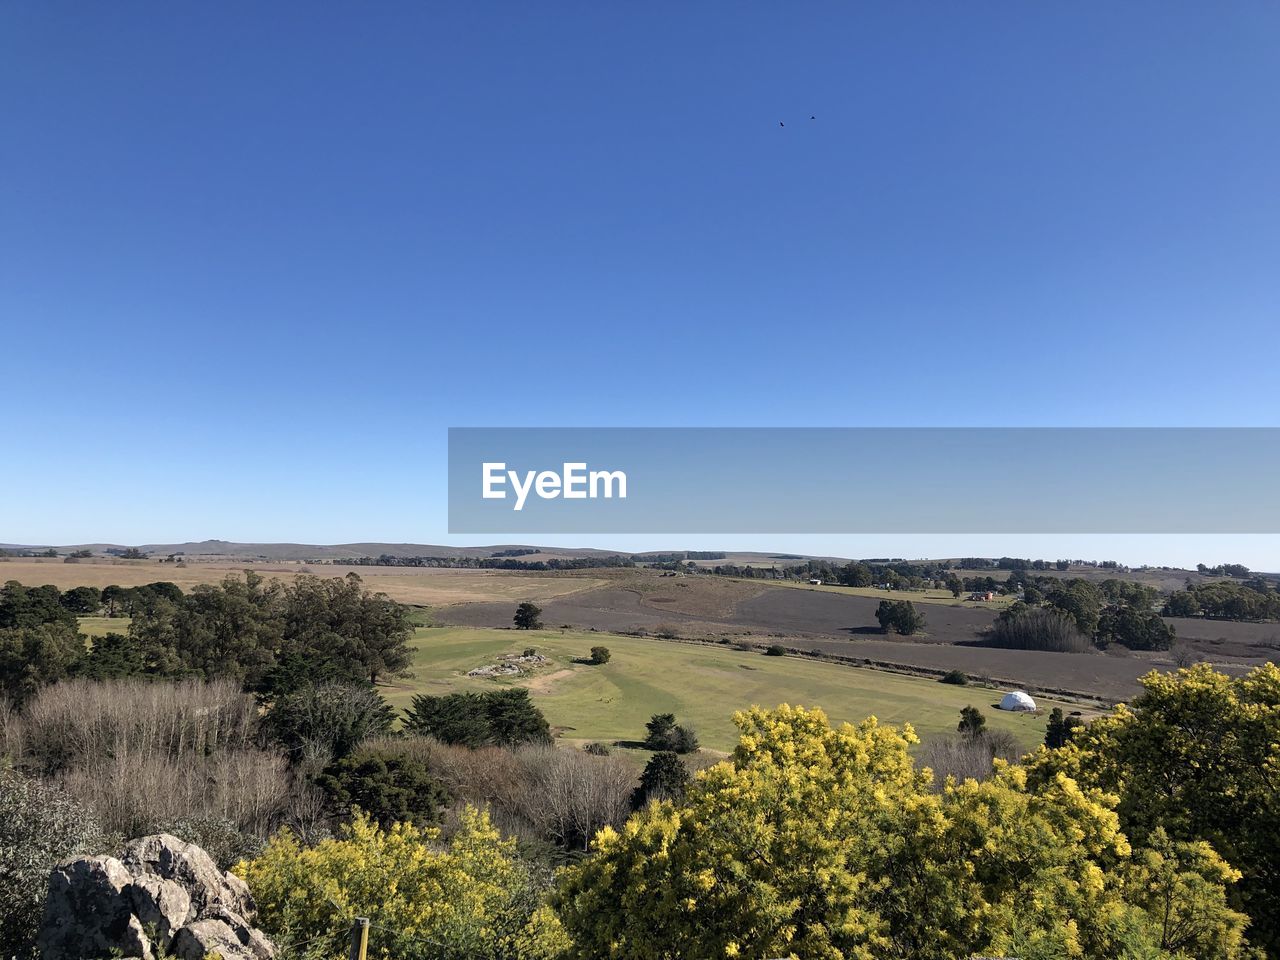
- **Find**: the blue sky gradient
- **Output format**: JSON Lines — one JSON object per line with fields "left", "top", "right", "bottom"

{"left": 2, "top": 3, "right": 1278, "bottom": 565}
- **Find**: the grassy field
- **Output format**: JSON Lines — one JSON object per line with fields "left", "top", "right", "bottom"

{"left": 77, "top": 616, "right": 132, "bottom": 638}
{"left": 0, "top": 558, "right": 604, "bottom": 607}
{"left": 762, "top": 578, "right": 1015, "bottom": 609}
{"left": 388, "top": 627, "right": 1065, "bottom": 753}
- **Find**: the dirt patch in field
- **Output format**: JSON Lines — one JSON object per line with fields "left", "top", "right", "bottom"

{"left": 525, "top": 668, "right": 578, "bottom": 695}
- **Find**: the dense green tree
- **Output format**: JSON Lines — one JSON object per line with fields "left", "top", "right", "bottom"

{"left": 278, "top": 573, "right": 413, "bottom": 685}
{"left": 632, "top": 752, "right": 690, "bottom": 808}
{"left": 513, "top": 601, "right": 543, "bottom": 630}
{"left": 0, "top": 581, "right": 75, "bottom": 629}
{"left": 643, "top": 713, "right": 699, "bottom": 754}
{"left": 403, "top": 688, "right": 550, "bottom": 747}
{"left": 72, "top": 630, "right": 176, "bottom": 680}
{"left": 1163, "top": 582, "right": 1279, "bottom": 621}
{"left": 1043, "top": 707, "right": 1083, "bottom": 749}
{"left": 1097, "top": 603, "right": 1176, "bottom": 651}
{"left": 957, "top": 705, "right": 986, "bottom": 739}
{"left": 130, "top": 572, "right": 282, "bottom": 686}
{"left": 315, "top": 751, "right": 448, "bottom": 827}
{"left": 841, "top": 562, "right": 874, "bottom": 587}
{"left": 117, "top": 572, "right": 413, "bottom": 694}
{"left": 588, "top": 645, "right": 611, "bottom": 664}
{"left": 1163, "top": 590, "right": 1204, "bottom": 618}
{"left": 1045, "top": 579, "right": 1104, "bottom": 636}
{"left": 100, "top": 584, "right": 130, "bottom": 616}
{"left": 58, "top": 585, "right": 101, "bottom": 615}
{"left": 263, "top": 682, "right": 396, "bottom": 761}
{"left": 875, "top": 599, "right": 925, "bottom": 635}
{"left": 0, "top": 621, "right": 84, "bottom": 705}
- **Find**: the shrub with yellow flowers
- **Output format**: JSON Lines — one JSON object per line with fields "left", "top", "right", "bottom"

{"left": 237, "top": 806, "right": 569, "bottom": 960}
{"left": 553, "top": 703, "right": 1252, "bottom": 960}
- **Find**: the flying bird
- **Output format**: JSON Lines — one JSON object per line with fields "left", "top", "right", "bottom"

{"left": 779, "top": 121, "right": 784, "bottom": 127}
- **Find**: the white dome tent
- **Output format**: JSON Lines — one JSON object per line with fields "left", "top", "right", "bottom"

{"left": 998, "top": 690, "right": 1037, "bottom": 712}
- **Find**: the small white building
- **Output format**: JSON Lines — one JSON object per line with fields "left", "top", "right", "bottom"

{"left": 808, "top": 578, "right": 823, "bottom": 585}
{"left": 998, "top": 691, "right": 1037, "bottom": 712}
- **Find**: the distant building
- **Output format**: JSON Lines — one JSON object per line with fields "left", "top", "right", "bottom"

{"left": 967, "top": 591, "right": 996, "bottom": 602}
{"left": 808, "top": 578, "right": 823, "bottom": 585}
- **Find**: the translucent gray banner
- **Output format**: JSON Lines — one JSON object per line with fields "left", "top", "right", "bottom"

{"left": 447, "top": 428, "right": 1280, "bottom": 534}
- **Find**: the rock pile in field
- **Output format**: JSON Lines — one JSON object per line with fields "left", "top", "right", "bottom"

{"left": 38, "top": 833, "right": 275, "bottom": 960}
{"left": 467, "top": 651, "right": 550, "bottom": 677}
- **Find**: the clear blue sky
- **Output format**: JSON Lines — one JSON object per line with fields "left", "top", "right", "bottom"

{"left": 2, "top": 3, "right": 1278, "bottom": 566}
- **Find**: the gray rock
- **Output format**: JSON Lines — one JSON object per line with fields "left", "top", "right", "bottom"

{"left": 169, "top": 919, "right": 248, "bottom": 960}
{"left": 129, "top": 875, "right": 193, "bottom": 948}
{"left": 38, "top": 834, "right": 274, "bottom": 960}
{"left": 121, "top": 833, "right": 256, "bottom": 918}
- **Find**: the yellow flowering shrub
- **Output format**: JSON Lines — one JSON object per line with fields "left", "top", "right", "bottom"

{"left": 237, "top": 806, "right": 569, "bottom": 960}
{"left": 553, "top": 704, "right": 1251, "bottom": 960}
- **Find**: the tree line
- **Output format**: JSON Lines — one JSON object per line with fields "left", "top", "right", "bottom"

{"left": 0, "top": 573, "right": 415, "bottom": 705}
{"left": 986, "top": 575, "right": 1175, "bottom": 652}
{"left": 1164, "top": 579, "right": 1280, "bottom": 621}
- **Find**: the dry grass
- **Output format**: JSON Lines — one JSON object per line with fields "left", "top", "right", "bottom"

{"left": 58, "top": 747, "right": 289, "bottom": 839}
{"left": 15, "top": 678, "right": 259, "bottom": 772}
{"left": 367, "top": 735, "right": 635, "bottom": 849}
{"left": 8, "top": 679, "right": 292, "bottom": 839}
{"left": 0, "top": 558, "right": 605, "bottom": 606}
{"left": 916, "top": 730, "right": 1025, "bottom": 786}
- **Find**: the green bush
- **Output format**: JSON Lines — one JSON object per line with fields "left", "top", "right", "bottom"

{"left": 632, "top": 752, "right": 690, "bottom": 808}
{"left": 315, "top": 751, "right": 448, "bottom": 828}
{"left": 643, "top": 714, "right": 699, "bottom": 754}
{"left": 764, "top": 644, "right": 787, "bottom": 657}
{"left": 263, "top": 682, "right": 396, "bottom": 762}
{"left": 939, "top": 669, "right": 968, "bottom": 686}
{"left": 589, "top": 645, "right": 611, "bottom": 664}
{"left": 0, "top": 771, "right": 110, "bottom": 960}
{"left": 875, "top": 600, "right": 926, "bottom": 636}
{"left": 403, "top": 688, "right": 551, "bottom": 748}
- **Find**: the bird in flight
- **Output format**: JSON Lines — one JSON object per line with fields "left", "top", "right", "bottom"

{"left": 779, "top": 121, "right": 784, "bottom": 127}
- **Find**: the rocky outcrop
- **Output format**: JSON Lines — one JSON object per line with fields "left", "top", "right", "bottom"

{"left": 38, "top": 833, "right": 275, "bottom": 960}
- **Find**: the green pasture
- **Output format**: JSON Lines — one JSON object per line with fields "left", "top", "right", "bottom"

{"left": 77, "top": 616, "right": 132, "bottom": 638}
{"left": 390, "top": 627, "right": 1061, "bottom": 753}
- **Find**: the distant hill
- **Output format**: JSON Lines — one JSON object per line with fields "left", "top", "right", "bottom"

{"left": 0, "top": 540, "right": 649, "bottom": 562}
{"left": 1, "top": 541, "right": 1258, "bottom": 582}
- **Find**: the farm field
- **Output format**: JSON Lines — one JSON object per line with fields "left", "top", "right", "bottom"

{"left": 0, "top": 558, "right": 604, "bottom": 607}
{"left": 387, "top": 626, "right": 1070, "bottom": 753}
